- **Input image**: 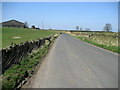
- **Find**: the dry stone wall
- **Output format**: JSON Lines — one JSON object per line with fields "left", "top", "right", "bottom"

{"left": 1, "top": 33, "right": 60, "bottom": 74}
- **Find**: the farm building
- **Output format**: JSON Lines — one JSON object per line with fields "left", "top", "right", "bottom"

{"left": 2, "top": 20, "right": 27, "bottom": 28}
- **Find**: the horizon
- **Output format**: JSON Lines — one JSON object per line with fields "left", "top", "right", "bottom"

{"left": 2, "top": 2, "right": 118, "bottom": 32}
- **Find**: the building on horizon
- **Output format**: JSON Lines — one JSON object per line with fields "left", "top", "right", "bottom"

{"left": 2, "top": 20, "right": 27, "bottom": 28}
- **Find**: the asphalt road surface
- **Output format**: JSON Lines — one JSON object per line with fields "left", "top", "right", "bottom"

{"left": 32, "top": 34, "right": 118, "bottom": 88}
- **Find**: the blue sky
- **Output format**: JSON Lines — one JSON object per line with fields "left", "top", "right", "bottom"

{"left": 2, "top": 2, "right": 118, "bottom": 32}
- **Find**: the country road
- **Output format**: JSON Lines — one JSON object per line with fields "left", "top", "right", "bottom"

{"left": 31, "top": 34, "right": 118, "bottom": 88}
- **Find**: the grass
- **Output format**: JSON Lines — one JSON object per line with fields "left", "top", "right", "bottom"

{"left": 77, "top": 36, "right": 120, "bottom": 53}
{"left": 1, "top": 27, "right": 60, "bottom": 89}
{"left": 2, "top": 27, "right": 57, "bottom": 48}
{"left": 2, "top": 38, "right": 54, "bottom": 89}
{"left": 68, "top": 31, "right": 119, "bottom": 53}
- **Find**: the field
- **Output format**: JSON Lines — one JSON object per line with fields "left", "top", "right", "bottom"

{"left": 67, "top": 31, "right": 119, "bottom": 53}
{"left": 2, "top": 27, "right": 57, "bottom": 49}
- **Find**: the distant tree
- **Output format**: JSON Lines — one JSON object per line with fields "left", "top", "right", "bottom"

{"left": 76, "top": 26, "right": 79, "bottom": 31}
{"left": 49, "top": 28, "right": 52, "bottom": 30}
{"left": 31, "top": 25, "right": 35, "bottom": 29}
{"left": 35, "top": 27, "right": 40, "bottom": 30}
{"left": 104, "top": 24, "right": 112, "bottom": 32}
{"left": 85, "top": 28, "right": 90, "bottom": 31}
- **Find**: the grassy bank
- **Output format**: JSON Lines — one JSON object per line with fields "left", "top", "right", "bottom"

{"left": 68, "top": 31, "right": 119, "bottom": 53}
{"left": 76, "top": 36, "right": 119, "bottom": 53}
{"left": 2, "top": 34, "right": 59, "bottom": 89}
{"left": 2, "top": 27, "right": 57, "bottom": 48}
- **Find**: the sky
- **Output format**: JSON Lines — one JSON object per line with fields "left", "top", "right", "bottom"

{"left": 1, "top": 0, "right": 120, "bottom": 2}
{"left": 2, "top": 2, "right": 118, "bottom": 32}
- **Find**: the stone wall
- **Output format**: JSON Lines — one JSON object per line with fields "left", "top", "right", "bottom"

{"left": 1, "top": 33, "right": 59, "bottom": 74}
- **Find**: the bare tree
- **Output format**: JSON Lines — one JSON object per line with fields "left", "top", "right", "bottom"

{"left": 104, "top": 24, "right": 112, "bottom": 32}
{"left": 76, "top": 26, "right": 79, "bottom": 31}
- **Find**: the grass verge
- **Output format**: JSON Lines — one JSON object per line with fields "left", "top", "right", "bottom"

{"left": 75, "top": 36, "right": 120, "bottom": 54}
{"left": 2, "top": 35, "right": 57, "bottom": 89}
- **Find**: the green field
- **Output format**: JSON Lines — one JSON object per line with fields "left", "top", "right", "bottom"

{"left": 2, "top": 27, "right": 57, "bottom": 49}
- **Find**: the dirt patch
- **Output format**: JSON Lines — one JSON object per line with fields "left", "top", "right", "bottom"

{"left": 13, "top": 36, "right": 21, "bottom": 39}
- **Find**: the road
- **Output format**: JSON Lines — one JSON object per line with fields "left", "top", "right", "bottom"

{"left": 32, "top": 34, "right": 118, "bottom": 88}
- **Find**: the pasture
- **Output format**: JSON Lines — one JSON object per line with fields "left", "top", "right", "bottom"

{"left": 2, "top": 27, "right": 57, "bottom": 48}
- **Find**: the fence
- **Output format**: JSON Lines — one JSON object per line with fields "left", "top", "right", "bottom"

{"left": 1, "top": 33, "right": 59, "bottom": 74}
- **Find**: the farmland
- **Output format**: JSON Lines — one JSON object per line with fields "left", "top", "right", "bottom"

{"left": 2, "top": 27, "right": 57, "bottom": 49}
{"left": 67, "top": 31, "right": 119, "bottom": 53}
